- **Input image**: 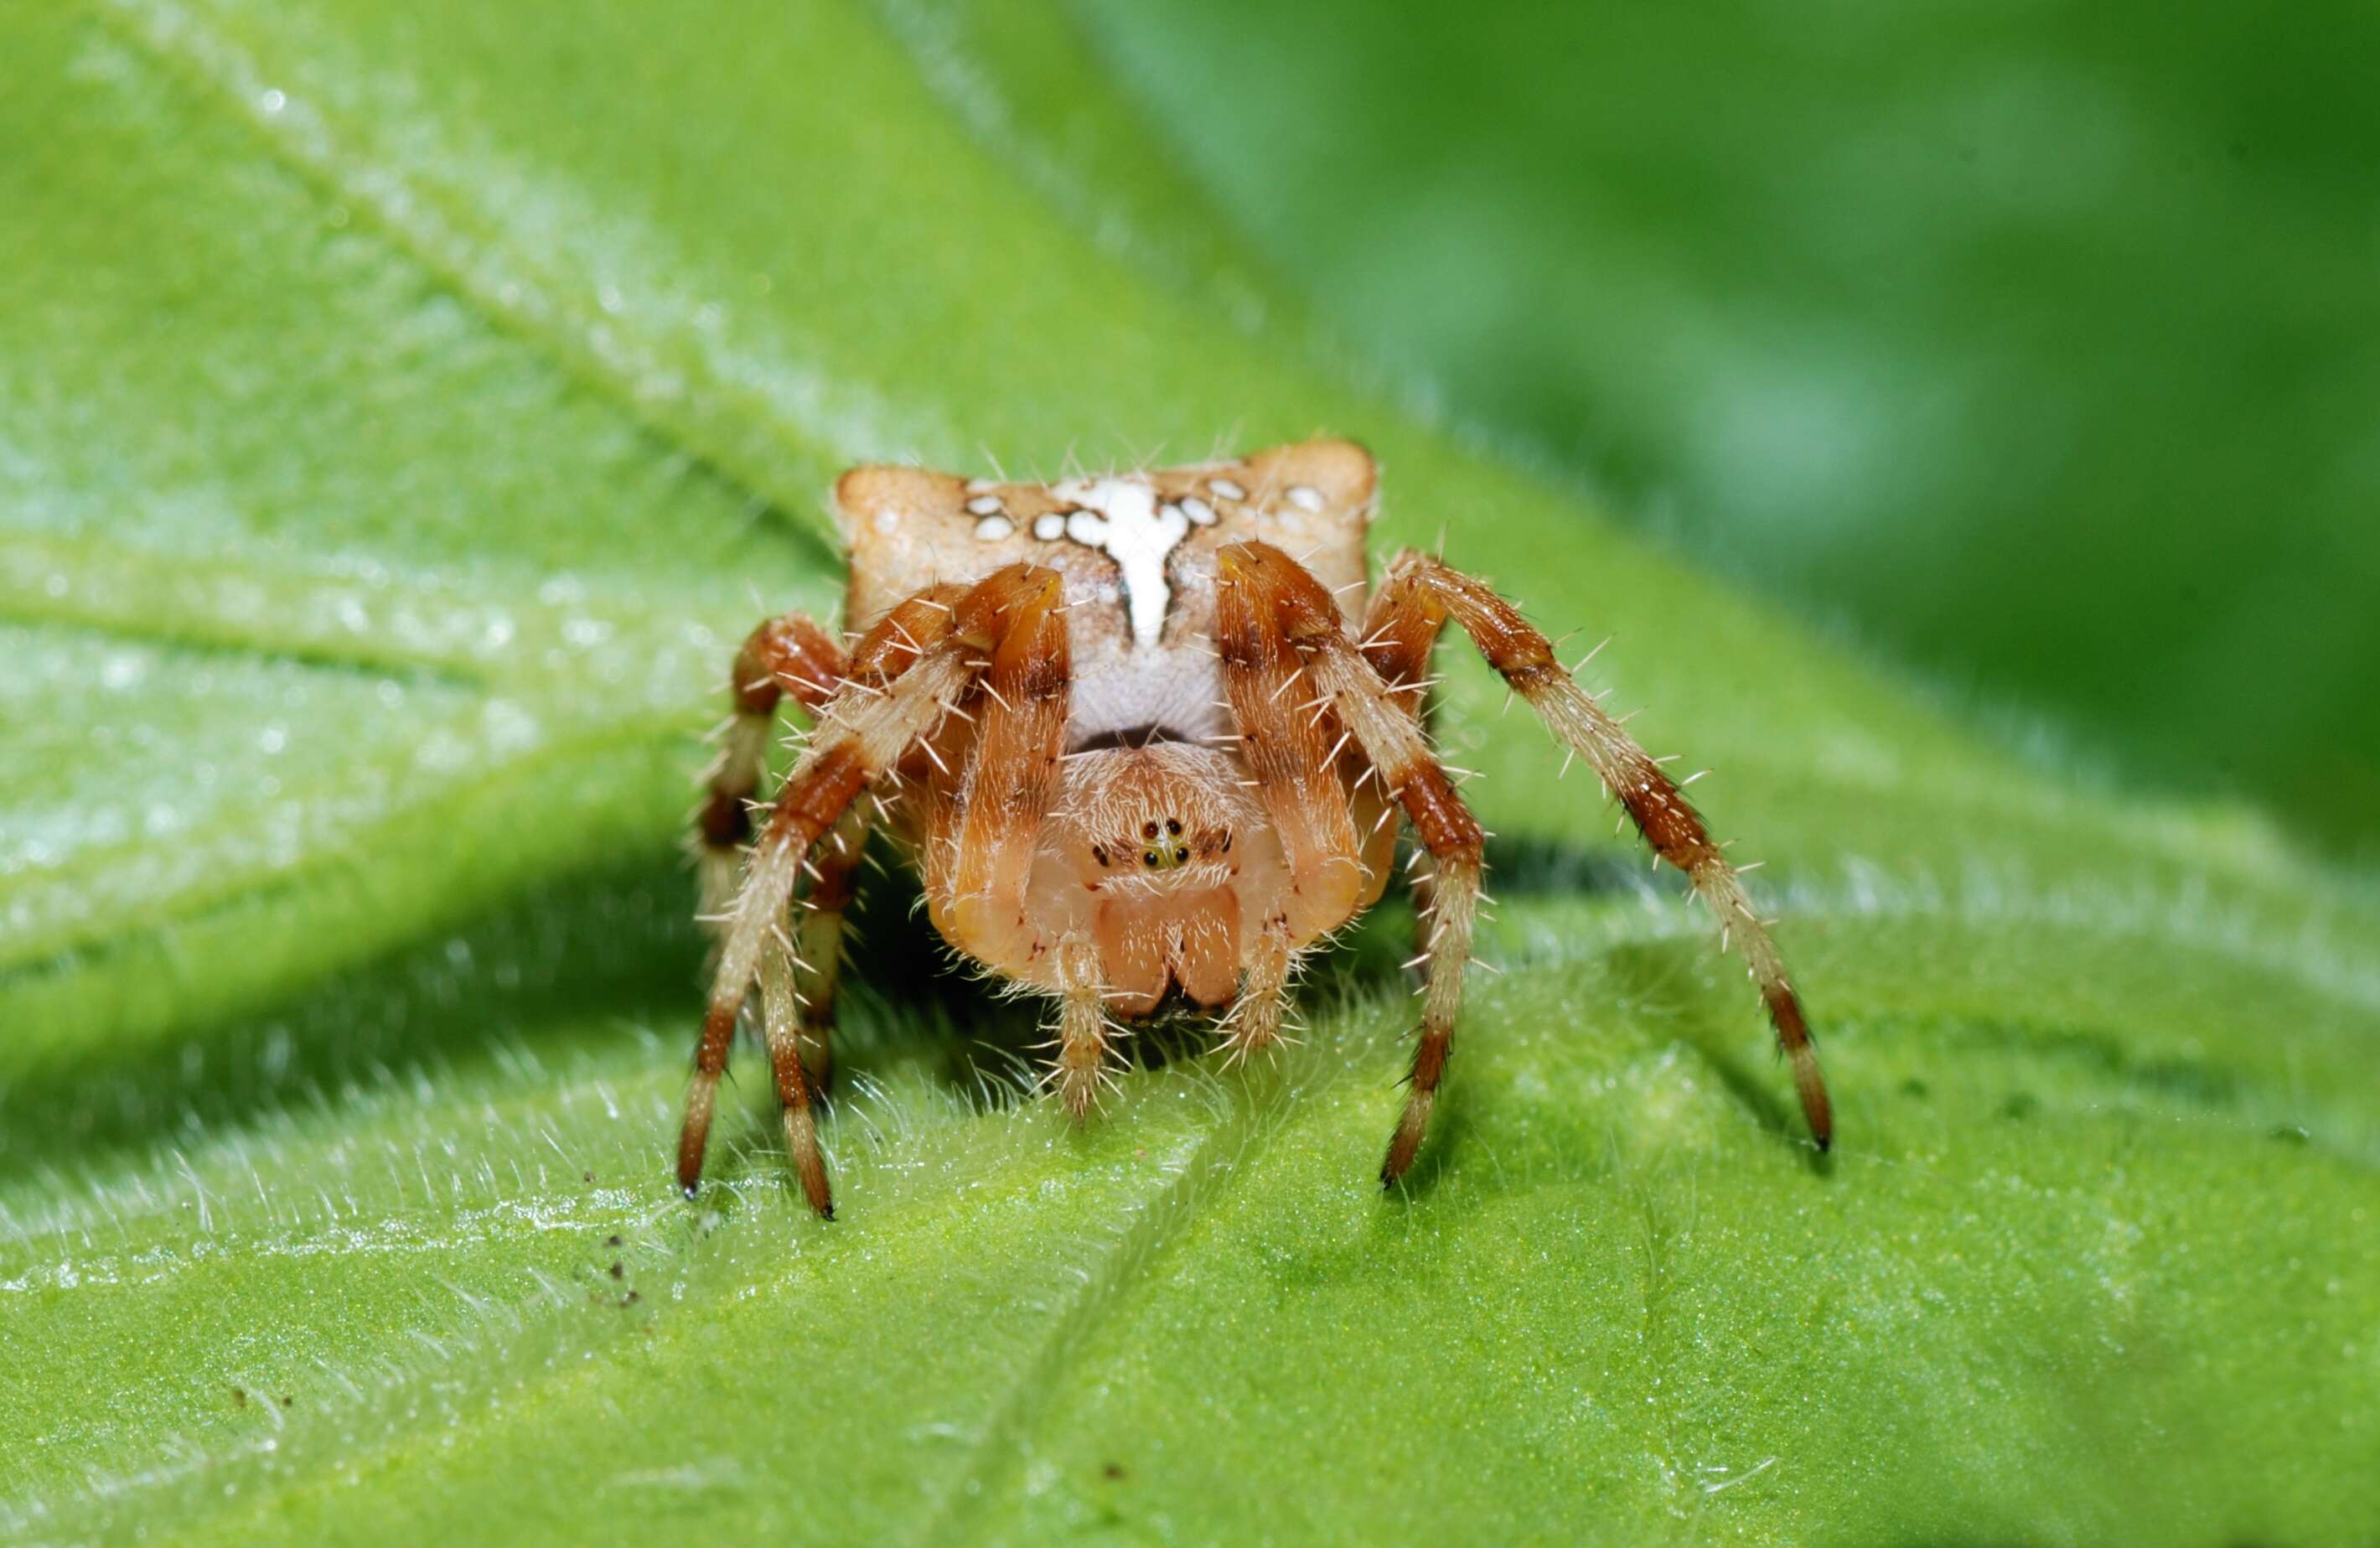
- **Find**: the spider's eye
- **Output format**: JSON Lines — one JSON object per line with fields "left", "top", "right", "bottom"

{"left": 1141, "top": 821, "right": 1160, "bottom": 840}
{"left": 1165, "top": 819, "right": 1182, "bottom": 836}
{"left": 1174, "top": 847, "right": 1188, "bottom": 863}
{"left": 1093, "top": 845, "right": 1110, "bottom": 867}
{"left": 1141, "top": 850, "right": 1162, "bottom": 868}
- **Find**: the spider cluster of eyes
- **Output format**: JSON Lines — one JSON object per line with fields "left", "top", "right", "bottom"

{"left": 1096, "top": 817, "right": 1194, "bottom": 873}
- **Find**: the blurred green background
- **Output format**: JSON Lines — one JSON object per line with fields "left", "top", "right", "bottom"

{"left": 1083, "top": 0, "right": 2380, "bottom": 857}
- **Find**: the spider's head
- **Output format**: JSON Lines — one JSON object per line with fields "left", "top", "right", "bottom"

{"left": 1058, "top": 743, "right": 1255, "bottom": 895}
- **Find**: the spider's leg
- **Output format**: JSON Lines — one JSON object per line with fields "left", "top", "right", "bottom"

{"left": 789, "top": 803, "right": 869, "bottom": 1098}
{"left": 677, "top": 572, "right": 1048, "bottom": 1201}
{"left": 1219, "top": 541, "right": 1487, "bottom": 1184}
{"left": 931, "top": 557, "right": 1071, "bottom": 981}
{"left": 903, "top": 560, "right": 1103, "bottom": 1116}
{"left": 1365, "top": 550, "right": 1833, "bottom": 1152}
{"left": 695, "top": 612, "right": 846, "bottom": 924}
{"left": 758, "top": 934, "right": 833, "bottom": 1217}
{"left": 1353, "top": 567, "right": 1453, "bottom": 966}
{"left": 1214, "top": 541, "right": 1368, "bottom": 946}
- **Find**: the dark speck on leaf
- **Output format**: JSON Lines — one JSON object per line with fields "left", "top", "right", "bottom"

{"left": 605, "top": 1235, "right": 622, "bottom": 1248}
{"left": 1103, "top": 1462, "right": 1126, "bottom": 1481}
{"left": 277, "top": 1395, "right": 293, "bottom": 1408}
{"left": 620, "top": 1291, "right": 641, "bottom": 1307}
{"left": 231, "top": 1387, "right": 246, "bottom": 1409}
{"left": 1899, "top": 1078, "right": 1929, "bottom": 1100}
{"left": 609, "top": 1261, "right": 624, "bottom": 1279}
{"left": 1999, "top": 1091, "right": 2038, "bottom": 1121}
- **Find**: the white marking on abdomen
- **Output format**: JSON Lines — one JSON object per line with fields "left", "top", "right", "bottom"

{"left": 1045, "top": 477, "right": 1191, "bottom": 650}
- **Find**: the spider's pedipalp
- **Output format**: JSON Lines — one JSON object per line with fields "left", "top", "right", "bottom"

{"left": 1053, "top": 934, "right": 1116, "bottom": 1121}
{"left": 1218, "top": 917, "right": 1295, "bottom": 1064}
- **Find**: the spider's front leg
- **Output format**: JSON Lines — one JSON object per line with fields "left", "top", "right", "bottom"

{"left": 1362, "top": 549, "right": 1834, "bottom": 1155}
{"left": 678, "top": 567, "right": 1058, "bottom": 1214}
{"left": 1220, "top": 543, "right": 1486, "bottom": 1183}
{"left": 1211, "top": 538, "right": 1378, "bottom": 1070}
{"left": 908, "top": 567, "right": 1119, "bottom": 1118}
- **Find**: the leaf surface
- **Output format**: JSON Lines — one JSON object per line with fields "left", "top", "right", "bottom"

{"left": 3, "top": 3, "right": 2376, "bottom": 1543}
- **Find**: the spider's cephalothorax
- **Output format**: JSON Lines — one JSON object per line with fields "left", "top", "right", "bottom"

{"left": 684, "top": 440, "right": 1831, "bottom": 1216}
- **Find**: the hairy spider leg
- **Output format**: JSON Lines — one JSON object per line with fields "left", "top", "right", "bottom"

{"left": 757, "top": 934, "right": 832, "bottom": 1216}
{"left": 789, "top": 804, "right": 869, "bottom": 1085}
{"left": 1361, "top": 550, "right": 1833, "bottom": 1156}
{"left": 1221, "top": 542, "right": 1488, "bottom": 1184}
{"left": 920, "top": 565, "right": 1126, "bottom": 1118}
{"left": 1213, "top": 545, "right": 1370, "bottom": 949}
{"left": 933, "top": 561, "right": 1072, "bottom": 981}
{"left": 696, "top": 612, "right": 847, "bottom": 924}
{"left": 678, "top": 573, "right": 1055, "bottom": 1205}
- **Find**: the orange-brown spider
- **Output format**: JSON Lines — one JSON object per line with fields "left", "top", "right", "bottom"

{"left": 681, "top": 440, "right": 1830, "bottom": 1216}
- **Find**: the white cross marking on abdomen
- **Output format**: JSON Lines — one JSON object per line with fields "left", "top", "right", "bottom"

{"left": 1049, "top": 477, "right": 1191, "bottom": 650}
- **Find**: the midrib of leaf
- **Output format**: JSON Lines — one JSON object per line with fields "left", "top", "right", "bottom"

{"left": 912, "top": 997, "right": 1395, "bottom": 1541}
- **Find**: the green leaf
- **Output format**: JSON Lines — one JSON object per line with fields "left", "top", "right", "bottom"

{"left": 4, "top": 2, "right": 2376, "bottom": 1543}
{"left": 1073, "top": 0, "right": 2380, "bottom": 849}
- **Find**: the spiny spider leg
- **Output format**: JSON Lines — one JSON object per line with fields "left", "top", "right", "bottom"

{"left": 677, "top": 569, "right": 1058, "bottom": 1205}
{"left": 789, "top": 804, "right": 870, "bottom": 1098}
{"left": 1221, "top": 542, "right": 1485, "bottom": 1183}
{"left": 695, "top": 611, "right": 847, "bottom": 923}
{"left": 1362, "top": 549, "right": 1834, "bottom": 1154}
{"left": 1213, "top": 544, "right": 1368, "bottom": 949}
{"left": 928, "top": 562, "right": 1116, "bottom": 1116}
{"left": 758, "top": 934, "right": 832, "bottom": 1217}
{"left": 938, "top": 558, "right": 1072, "bottom": 981}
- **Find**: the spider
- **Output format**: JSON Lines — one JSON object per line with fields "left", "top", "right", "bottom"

{"left": 680, "top": 439, "right": 1830, "bottom": 1216}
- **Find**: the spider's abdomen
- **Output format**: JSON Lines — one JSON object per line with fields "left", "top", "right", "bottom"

{"left": 837, "top": 441, "right": 1379, "bottom": 748}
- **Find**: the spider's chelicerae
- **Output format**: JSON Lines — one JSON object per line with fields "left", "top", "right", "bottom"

{"left": 681, "top": 440, "right": 1831, "bottom": 1215}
